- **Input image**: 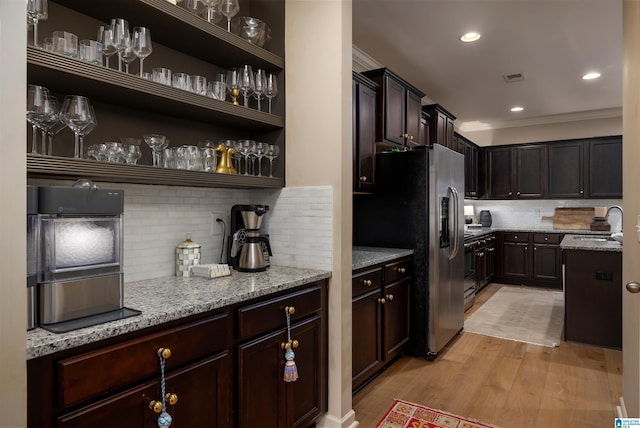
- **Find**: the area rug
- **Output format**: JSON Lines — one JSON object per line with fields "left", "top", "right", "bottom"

{"left": 464, "top": 286, "right": 564, "bottom": 347}
{"left": 376, "top": 399, "right": 500, "bottom": 428}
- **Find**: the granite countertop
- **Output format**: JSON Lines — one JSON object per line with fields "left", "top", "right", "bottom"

{"left": 353, "top": 246, "right": 415, "bottom": 270}
{"left": 560, "top": 234, "right": 623, "bottom": 252}
{"left": 464, "top": 226, "right": 612, "bottom": 239}
{"left": 27, "top": 265, "right": 331, "bottom": 360}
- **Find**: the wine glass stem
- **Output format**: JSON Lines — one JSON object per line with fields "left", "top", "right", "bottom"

{"left": 79, "top": 136, "right": 85, "bottom": 159}
{"left": 244, "top": 156, "right": 249, "bottom": 175}
{"left": 269, "top": 159, "right": 273, "bottom": 177}
{"left": 74, "top": 133, "right": 80, "bottom": 158}
{"left": 139, "top": 58, "right": 144, "bottom": 77}
{"left": 227, "top": 18, "right": 231, "bottom": 32}
{"left": 257, "top": 157, "right": 262, "bottom": 176}
{"left": 118, "top": 52, "right": 123, "bottom": 72}
{"left": 105, "top": 56, "right": 110, "bottom": 68}
{"left": 257, "top": 97, "right": 261, "bottom": 111}
{"left": 125, "top": 63, "right": 129, "bottom": 74}
{"left": 268, "top": 99, "right": 272, "bottom": 114}
{"left": 31, "top": 125, "right": 38, "bottom": 154}
{"left": 244, "top": 94, "right": 248, "bottom": 108}
{"left": 48, "top": 133, "right": 53, "bottom": 156}
{"left": 41, "top": 130, "right": 47, "bottom": 155}
{"left": 33, "top": 21, "right": 39, "bottom": 48}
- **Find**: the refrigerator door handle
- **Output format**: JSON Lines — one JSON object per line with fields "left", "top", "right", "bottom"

{"left": 448, "top": 186, "right": 460, "bottom": 260}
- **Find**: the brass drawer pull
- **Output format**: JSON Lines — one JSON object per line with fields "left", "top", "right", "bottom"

{"left": 363, "top": 279, "right": 372, "bottom": 286}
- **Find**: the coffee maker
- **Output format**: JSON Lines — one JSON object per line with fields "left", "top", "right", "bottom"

{"left": 228, "top": 205, "right": 272, "bottom": 272}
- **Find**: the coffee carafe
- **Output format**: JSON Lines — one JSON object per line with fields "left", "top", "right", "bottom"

{"left": 229, "top": 204, "right": 272, "bottom": 272}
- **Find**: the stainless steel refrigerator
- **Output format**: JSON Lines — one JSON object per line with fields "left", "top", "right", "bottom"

{"left": 353, "top": 144, "right": 464, "bottom": 360}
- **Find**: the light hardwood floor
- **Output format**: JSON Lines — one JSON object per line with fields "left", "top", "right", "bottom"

{"left": 352, "top": 283, "right": 623, "bottom": 428}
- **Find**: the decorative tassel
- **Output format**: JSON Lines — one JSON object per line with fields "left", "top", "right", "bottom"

{"left": 283, "top": 306, "right": 299, "bottom": 383}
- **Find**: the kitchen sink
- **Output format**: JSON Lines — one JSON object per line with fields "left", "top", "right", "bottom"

{"left": 573, "top": 236, "right": 619, "bottom": 242}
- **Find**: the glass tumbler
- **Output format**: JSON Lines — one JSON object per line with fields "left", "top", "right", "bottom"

{"left": 79, "top": 40, "right": 103, "bottom": 65}
{"left": 207, "top": 80, "right": 226, "bottom": 100}
{"left": 52, "top": 31, "right": 78, "bottom": 57}
{"left": 191, "top": 75, "right": 207, "bottom": 95}
{"left": 172, "top": 73, "right": 191, "bottom": 91}
{"left": 152, "top": 67, "right": 172, "bottom": 86}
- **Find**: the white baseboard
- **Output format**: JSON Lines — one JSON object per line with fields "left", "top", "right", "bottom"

{"left": 315, "top": 409, "right": 358, "bottom": 428}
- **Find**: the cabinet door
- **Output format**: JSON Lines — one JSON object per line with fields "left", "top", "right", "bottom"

{"left": 352, "top": 289, "right": 383, "bottom": 390}
{"left": 405, "top": 90, "right": 422, "bottom": 146}
{"left": 383, "top": 278, "right": 410, "bottom": 362}
{"left": 486, "top": 147, "right": 513, "bottom": 199}
{"left": 57, "top": 353, "right": 231, "bottom": 428}
{"left": 588, "top": 137, "right": 622, "bottom": 198}
{"left": 464, "top": 143, "right": 479, "bottom": 198}
{"left": 514, "top": 145, "right": 546, "bottom": 198}
{"left": 485, "top": 243, "right": 495, "bottom": 279}
{"left": 502, "top": 243, "right": 529, "bottom": 279}
{"left": 238, "top": 316, "right": 322, "bottom": 428}
{"left": 445, "top": 117, "right": 455, "bottom": 151}
{"left": 383, "top": 76, "right": 407, "bottom": 146}
{"left": 418, "top": 114, "right": 429, "bottom": 147}
{"left": 532, "top": 244, "right": 561, "bottom": 283}
{"left": 355, "top": 81, "right": 377, "bottom": 192}
{"left": 547, "top": 141, "right": 585, "bottom": 198}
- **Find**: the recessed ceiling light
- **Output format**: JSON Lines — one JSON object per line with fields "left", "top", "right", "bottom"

{"left": 460, "top": 32, "right": 481, "bottom": 43}
{"left": 582, "top": 72, "right": 601, "bottom": 80}
{"left": 510, "top": 106, "right": 524, "bottom": 112}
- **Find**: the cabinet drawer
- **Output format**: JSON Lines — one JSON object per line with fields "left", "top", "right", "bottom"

{"left": 533, "top": 233, "right": 562, "bottom": 244}
{"left": 352, "top": 268, "right": 383, "bottom": 298}
{"left": 503, "top": 232, "right": 530, "bottom": 243}
{"left": 384, "top": 258, "right": 411, "bottom": 284}
{"left": 237, "top": 283, "right": 322, "bottom": 341}
{"left": 57, "top": 312, "right": 229, "bottom": 408}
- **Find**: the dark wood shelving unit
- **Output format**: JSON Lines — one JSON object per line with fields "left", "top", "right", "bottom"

{"left": 27, "top": 155, "right": 284, "bottom": 188}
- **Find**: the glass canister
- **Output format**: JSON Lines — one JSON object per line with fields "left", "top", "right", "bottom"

{"left": 176, "top": 233, "right": 201, "bottom": 277}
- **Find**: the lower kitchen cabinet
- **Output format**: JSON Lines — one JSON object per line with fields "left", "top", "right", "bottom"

{"left": 352, "top": 257, "right": 410, "bottom": 392}
{"left": 564, "top": 250, "right": 622, "bottom": 348}
{"left": 27, "top": 280, "right": 328, "bottom": 428}
{"left": 475, "top": 234, "right": 495, "bottom": 290}
{"left": 495, "top": 232, "right": 563, "bottom": 288}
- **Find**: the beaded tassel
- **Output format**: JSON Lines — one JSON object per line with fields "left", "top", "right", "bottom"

{"left": 157, "top": 350, "right": 172, "bottom": 428}
{"left": 283, "top": 306, "right": 299, "bottom": 382}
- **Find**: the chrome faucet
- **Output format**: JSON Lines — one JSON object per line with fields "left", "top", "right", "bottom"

{"left": 606, "top": 205, "right": 623, "bottom": 232}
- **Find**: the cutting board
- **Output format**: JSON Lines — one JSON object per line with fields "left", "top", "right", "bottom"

{"left": 541, "top": 207, "right": 595, "bottom": 230}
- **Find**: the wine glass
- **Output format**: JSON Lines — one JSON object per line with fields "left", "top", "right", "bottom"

{"left": 132, "top": 26, "right": 152, "bottom": 77}
{"left": 121, "top": 42, "right": 138, "bottom": 74}
{"left": 61, "top": 95, "right": 94, "bottom": 159}
{"left": 45, "top": 120, "right": 66, "bottom": 156}
{"left": 226, "top": 68, "right": 241, "bottom": 106}
{"left": 124, "top": 144, "right": 142, "bottom": 164}
{"left": 264, "top": 73, "right": 278, "bottom": 114}
{"left": 111, "top": 18, "right": 130, "bottom": 72}
{"left": 219, "top": 0, "right": 240, "bottom": 32}
{"left": 265, "top": 144, "right": 279, "bottom": 177}
{"left": 237, "top": 140, "right": 255, "bottom": 175}
{"left": 200, "top": 0, "right": 221, "bottom": 24}
{"left": 98, "top": 25, "right": 117, "bottom": 68}
{"left": 253, "top": 69, "right": 267, "bottom": 111}
{"left": 143, "top": 134, "right": 168, "bottom": 167}
{"left": 239, "top": 65, "right": 254, "bottom": 108}
{"left": 26, "top": 84, "right": 50, "bottom": 154}
{"left": 27, "top": 0, "right": 48, "bottom": 48}
{"left": 37, "top": 96, "right": 59, "bottom": 155}
{"left": 253, "top": 142, "right": 267, "bottom": 176}
{"left": 78, "top": 106, "right": 97, "bottom": 159}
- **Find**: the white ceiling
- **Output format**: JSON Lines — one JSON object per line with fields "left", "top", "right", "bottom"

{"left": 352, "top": 0, "right": 623, "bottom": 133}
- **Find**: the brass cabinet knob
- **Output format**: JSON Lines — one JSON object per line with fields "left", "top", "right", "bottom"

{"left": 149, "top": 400, "right": 163, "bottom": 414}
{"left": 378, "top": 298, "right": 386, "bottom": 304}
{"left": 165, "top": 393, "right": 178, "bottom": 406}
{"left": 360, "top": 176, "right": 367, "bottom": 182}
{"left": 281, "top": 340, "right": 300, "bottom": 350}
{"left": 158, "top": 348, "right": 171, "bottom": 360}
{"left": 396, "top": 267, "right": 406, "bottom": 274}
{"left": 386, "top": 294, "right": 394, "bottom": 301}
{"left": 287, "top": 306, "right": 295, "bottom": 315}
{"left": 292, "top": 340, "right": 299, "bottom": 348}
{"left": 626, "top": 282, "right": 640, "bottom": 294}
{"left": 363, "top": 279, "right": 372, "bottom": 286}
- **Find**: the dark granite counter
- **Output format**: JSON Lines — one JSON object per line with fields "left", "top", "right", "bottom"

{"left": 27, "top": 265, "right": 331, "bottom": 359}
{"left": 353, "top": 246, "right": 414, "bottom": 271}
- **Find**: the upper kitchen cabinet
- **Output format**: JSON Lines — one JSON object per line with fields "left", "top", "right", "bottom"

{"left": 458, "top": 133, "right": 479, "bottom": 198}
{"left": 547, "top": 136, "right": 622, "bottom": 199}
{"left": 362, "top": 68, "right": 425, "bottom": 148}
{"left": 485, "top": 144, "right": 546, "bottom": 199}
{"left": 422, "top": 104, "right": 457, "bottom": 152}
{"left": 27, "top": 0, "right": 286, "bottom": 189}
{"left": 353, "top": 72, "right": 377, "bottom": 193}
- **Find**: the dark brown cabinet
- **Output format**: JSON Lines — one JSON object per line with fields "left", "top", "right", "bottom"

{"left": 352, "top": 257, "right": 410, "bottom": 392}
{"left": 475, "top": 234, "right": 495, "bottom": 290}
{"left": 564, "top": 250, "right": 622, "bottom": 348}
{"left": 353, "top": 72, "right": 378, "bottom": 192}
{"left": 495, "top": 232, "right": 563, "bottom": 287}
{"left": 423, "top": 104, "right": 457, "bottom": 152}
{"left": 362, "top": 68, "right": 425, "bottom": 147}
{"left": 486, "top": 145, "right": 546, "bottom": 199}
{"left": 547, "top": 140, "right": 585, "bottom": 198}
{"left": 588, "top": 137, "right": 623, "bottom": 198}
{"left": 460, "top": 133, "right": 479, "bottom": 198}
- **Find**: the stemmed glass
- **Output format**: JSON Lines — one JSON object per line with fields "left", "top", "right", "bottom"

{"left": 27, "top": 0, "right": 48, "bottom": 48}
{"left": 121, "top": 41, "right": 138, "bottom": 74}
{"left": 219, "top": 0, "right": 240, "bottom": 32}
{"left": 26, "top": 84, "right": 50, "bottom": 154}
{"left": 46, "top": 120, "right": 67, "bottom": 156}
{"left": 98, "top": 25, "right": 117, "bottom": 68}
{"left": 265, "top": 144, "right": 280, "bottom": 177}
{"left": 239, "top": 65, "right": 255, "bottom": 108}
{"left": 111, "top": 18, "right": 130, "bottom": 72}
{"left": 226, "top": 68, "right": 241, "bottom": 106}
{"left": 61, "top": 95, "right": 94, "bottom": 159}
{"left": 252, "top": 142, "right": 267, "bottom": 176}
{"left": 264, "top": 73, "right": 278, "bottom": 114}
{"left": 132, "top": 26, "right": 152, "bottom": 77}
{"left": 254, "top": 69, "right": 267, "bottom": 111}
{"left": 200, "top": 0, "right": 221, "bottom": 23}
{"left": 37, "top": 96, "right": 60, "bottom": 155}
{"left": 236, "top": 140, "right": 254, "bottom": 175}
{"left": 77, "top": 106, "right": 97, "bottom": 159}
{"left": 143, "top": 134, "right": 168, "bottom": 167}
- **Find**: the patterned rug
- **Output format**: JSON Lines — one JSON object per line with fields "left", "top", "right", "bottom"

{"left": 463, "top": 286, "right": 564, "bottom": 347}
{"left": 376, "top": 399, "right": 500, "bottom": 428}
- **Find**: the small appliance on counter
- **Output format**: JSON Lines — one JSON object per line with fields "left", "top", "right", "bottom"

{"left": 228, "top": 204, "right": 272, "bottom": 272}
{"left": 36, "top": 183, "right": 140, "bottom": 333}
{"left": 27, "top": 186, "right": 39, "bottom": 331}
